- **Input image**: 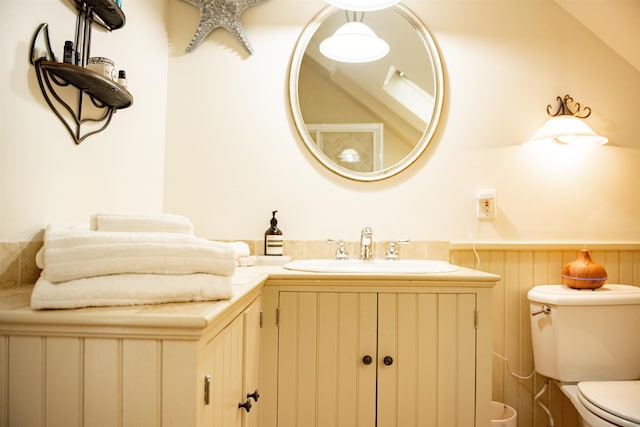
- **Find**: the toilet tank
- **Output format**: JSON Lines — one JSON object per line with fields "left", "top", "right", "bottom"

{"left": 528, "top": 284, "right": 640, "bottom": 382}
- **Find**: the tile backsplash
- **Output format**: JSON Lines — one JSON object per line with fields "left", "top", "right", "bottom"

{"left": 0, "top": 240, "right": 41, "bottom": 288}
{"left": 0, "top": 238, "right": 451, "bottom": 288}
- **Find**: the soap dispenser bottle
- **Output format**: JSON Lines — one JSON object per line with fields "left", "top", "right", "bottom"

{"left": 264, "top": 210, "right": 284, "bottom": 256}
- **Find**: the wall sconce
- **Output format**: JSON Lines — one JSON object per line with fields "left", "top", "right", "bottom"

{"left": 529, "top": 95, "right": 608, "bottom": 145}
{"left": 324, "top": 0, "right": 401, "bottom": 11}
{"left": 319, "top": 11, "right": 389, "bottom": 63}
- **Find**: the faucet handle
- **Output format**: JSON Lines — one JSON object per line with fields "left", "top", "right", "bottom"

{"left": 327, "top": 239, "right": 349, "bottom": 260}
{"left": 385, "top": 239, "right": 410, "bottom": 261}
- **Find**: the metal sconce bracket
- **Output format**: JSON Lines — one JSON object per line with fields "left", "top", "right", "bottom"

{"left": 546, "top": 94, "right": 592, "bottom": 118}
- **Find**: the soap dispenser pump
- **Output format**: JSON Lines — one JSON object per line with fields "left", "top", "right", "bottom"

{"left": 264, "top": 210, "right": 284, "bottom": 256}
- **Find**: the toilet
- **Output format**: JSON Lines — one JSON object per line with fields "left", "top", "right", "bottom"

{"left": 528, "top": 284, "right": 640, "bottom": 427}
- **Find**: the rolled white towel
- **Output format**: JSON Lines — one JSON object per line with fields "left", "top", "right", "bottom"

{"left": 41, "top": 228, "right": 236, "bottom": 283}
{"left": 31, "top": 273, "right": 234, "bottom": 310}
{"left": 90, "top": 213, "right": 194, "bottom": 235}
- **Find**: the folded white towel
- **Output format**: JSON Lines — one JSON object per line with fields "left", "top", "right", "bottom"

{"left": 37, "top": 240, "right": 252, "bottom": 269}
{"left": 225, "top": 241, "right": 250, "bottom": 258}
{"left": 237, "top": 255, "right": 257, "bottom": 267}
{"left": 30, "top": 273, "right": 233, "bottom": 310}
{"left": 41, "top": 228, "right": 237, "bottom": 283}
{"left": 90, "top": 213, "right": 194, "bottom": 235}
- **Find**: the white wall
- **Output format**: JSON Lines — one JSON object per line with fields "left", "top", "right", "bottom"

{"left": 1, "top": 0, "right": 639, "bottom": 245}
{"left": 0, "top": 0, "right": 169, "bottom": 240}
{"left": 164, "top": 0, "right": 640, "bottom": 244}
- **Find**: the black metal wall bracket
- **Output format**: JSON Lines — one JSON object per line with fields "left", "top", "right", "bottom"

{"left": 29, "top": 0, "right": 131, "bottom": 145}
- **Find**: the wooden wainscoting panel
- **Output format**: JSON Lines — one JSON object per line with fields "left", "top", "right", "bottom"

{"left": 451, "top": 247, "right": 640, "bottom": 427}
{"left": 45, "top": 337, "right": 83, "bottom": 427}
{"left": 122, "top": 339, "right": 161, "bottom": 426}
{"left": 84, "top": 338, "right": 121, "bottom": 426}
{"left": 0, "top": 336, "right": 7, "bottom": 426}
{"left": 8, "top": 336, "right": 44, "bottom": 427}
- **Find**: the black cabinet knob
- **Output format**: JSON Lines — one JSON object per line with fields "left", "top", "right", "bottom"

{"left": 383, "top": 356, "right": 394, "bottom": 366}
{"left": 362, "top": 355, "right": 373, "bottom": 365}
{"left": 247, "top": 389, "right": 260, "bottom": 402}
{"left": 239, "top": 399, "right": 252, "bottom": 412}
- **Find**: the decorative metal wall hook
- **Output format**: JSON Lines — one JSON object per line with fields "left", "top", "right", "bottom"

{"left": 546, "top": 94, "right": 592, "bottom": 119}
{"left": 29, "top": 0, "right": 131, "bottom": 145}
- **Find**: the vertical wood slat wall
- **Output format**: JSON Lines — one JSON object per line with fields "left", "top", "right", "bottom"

{"left": 0, "top": 335, "right": 195, "bottom": 427}
{"left": 451, "top": 247, "right": 640, "bottom": 427}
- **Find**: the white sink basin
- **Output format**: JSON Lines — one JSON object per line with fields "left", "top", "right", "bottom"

{"left": 284, "top": 259, "right": 459, "bottom": 274}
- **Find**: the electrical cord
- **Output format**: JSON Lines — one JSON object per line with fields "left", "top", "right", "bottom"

{"left": 492, "top": 351, "right": 536, "bottom": 380}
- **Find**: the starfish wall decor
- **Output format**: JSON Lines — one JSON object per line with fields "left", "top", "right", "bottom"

{"left": 180, "top": 0, "right": 267, "bottom": 55}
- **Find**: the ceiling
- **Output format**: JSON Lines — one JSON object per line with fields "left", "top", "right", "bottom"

{"left": 553, "top": 0, "right": 640, "bottom": 72}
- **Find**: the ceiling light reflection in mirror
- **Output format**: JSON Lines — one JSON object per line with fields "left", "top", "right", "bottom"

{"left": 319, "top": 13, "right": 390, "bottom": 63}
{"left": 289, "top": 5, "right": 444, "bottom": 181}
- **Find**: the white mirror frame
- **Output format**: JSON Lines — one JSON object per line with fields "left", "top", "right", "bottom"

{"left": 288, "top": 5, "right": 444, "bottom": 181}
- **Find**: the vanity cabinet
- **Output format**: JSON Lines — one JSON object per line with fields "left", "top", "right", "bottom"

{"left": 260, "top": 274, "right": 496, "bottom": 427}
{"left": 0, "top": 289, "right": 263, "bottom": 427}
{"left": 204, "top": 297, "right": 262, "bottom": 427}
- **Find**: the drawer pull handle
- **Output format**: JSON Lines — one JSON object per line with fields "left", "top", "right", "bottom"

{"left": 383, "top": 356, "right": 394, "bottom": 366}
{"left": 247, "top": 389, "right": 260, "bottom": 402}
{"left": 204, "top": 375, "right": 211, "bottom": 405}
{"left": 239, "top": 399, "right": 252, "bottom": 412}
{"left": 362, "top": 355, "right": 373, "bottom": 365}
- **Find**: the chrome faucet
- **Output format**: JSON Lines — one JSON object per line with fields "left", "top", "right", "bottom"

{"left": 385, "top": 239, "right": 410, "bottom": 261}
{"left": 327, "top": 238, "right": 349, "bottom": 260}
{"left": 360, "top": 227, "right": 373, "bottom": 260}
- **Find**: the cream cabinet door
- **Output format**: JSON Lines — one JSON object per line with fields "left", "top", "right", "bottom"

{"left": 376, "top": 293, "right": 477, "bottom": 427}
{"left": 206, "top": 314, "right": 245, "bottom": 427}
{"left": 204, "top": 297, "right": 262, "bottom": 427}
{"left": 277, "top": 292, "right": 378, "bottom": 427}
{"left": 276, "top": 291, "right": 477, "bottom": 427}
{"left": 243, "top": 298, "right": 262, "bottom": 427}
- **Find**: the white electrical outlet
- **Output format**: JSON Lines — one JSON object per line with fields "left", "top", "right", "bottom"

{"left": 476, "top": 189, "right": 496, "bottom": 220}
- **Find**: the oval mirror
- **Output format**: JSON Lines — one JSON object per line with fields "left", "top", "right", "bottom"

{"left": 289, "top": 5, "right": 444, "bottom": 181}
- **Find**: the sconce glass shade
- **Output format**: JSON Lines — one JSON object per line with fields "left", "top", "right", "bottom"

{"left": 324, "top": 0, "right": 401, "bottom": 11}
{"left": 529, "top": 115, "right": 608, "bottom": 145}
{"left": 320, "top": 21, "right": 390, "bottom": 63}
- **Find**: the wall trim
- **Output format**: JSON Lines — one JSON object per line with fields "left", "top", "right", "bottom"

{"left": 450, "top": 242, "right": 640, "bottom": 251}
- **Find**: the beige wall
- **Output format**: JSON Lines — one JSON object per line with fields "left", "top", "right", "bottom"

{"left": 0, "top": 0, "right": 168, "bottom": 241}
{"left": 1, "top": 0, "right": 639, "bottom": 243}
{"left": 164, "top": 0, "right": 640, "bottom": 243}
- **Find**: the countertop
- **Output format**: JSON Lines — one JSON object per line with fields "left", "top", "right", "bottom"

{"left": 264, "top": 264, "right": 500, "bottom": 284}
{"left": 0, "top": 264, "right": 499, "bottom": 338}
{"left": 0, "top": 268, "right": 268, "bottom": 338}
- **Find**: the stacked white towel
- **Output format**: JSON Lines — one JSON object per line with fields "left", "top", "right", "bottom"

{"left": 30, "top": 213, "right": 249, "bottom": 310}
{"left": 40, "top": 228, "right": 237, "bottom": 283}
{"left": 30, "top": 273, "right": 235, "bottom": 310}
{"left": 90, "top": 212, "right": 194, "bottom": 234}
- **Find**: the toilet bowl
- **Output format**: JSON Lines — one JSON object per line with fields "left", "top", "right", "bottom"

{"left": 528, "top": 284, "right": 640, "bottom": 427}
{"left": 560, "top": 381, "right": 640, "bottom": 427}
